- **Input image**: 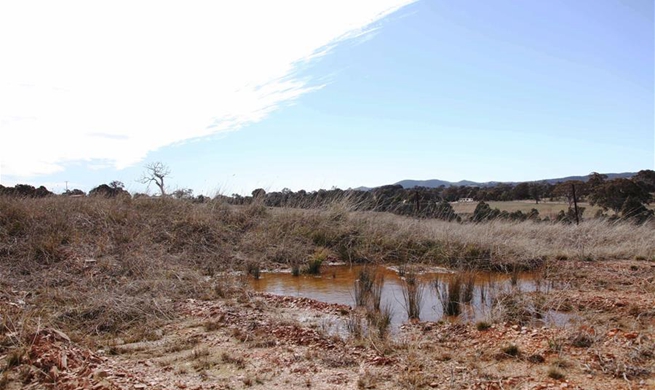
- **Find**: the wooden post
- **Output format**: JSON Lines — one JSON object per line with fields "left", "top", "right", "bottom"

{"left": 571, "top": 184, "right": 580, "bottom": 225}
{"left": 415, "top": 191, "right": 420, "bottom": 214}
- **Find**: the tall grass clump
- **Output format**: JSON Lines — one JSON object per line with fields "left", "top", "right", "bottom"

{"left": 434, "top": 270, "right": 477, "bottom": 317}
{"left": 370, "top": 274, "right": 384, "bottom": 312}
{"left": 461, "top": 272, "right": 475, "bottom": 304}
{"left": 305, "top": 258, "right": 322, "bottom": 275}
{"left": 367, "top": 303, "right": 393, "bottom": 340}
{"left": 354, "top": 267, "right": 375, "bottom": 307}
{"left": 304, "top": 247, "right": 328, "bottom": 275}
{"left": 353, "top": 267, "right": 384, "bottom": 310}
{"left": 401, "top": 270, "right": 424, "bottom": 321}
{"left": 434, "top": 274, "right": 462, "bottom": 316}
{"left": 291, "top": 263, "right": 301, "bottom": 277}
{"left": 346, "top": 312, "right": 364, "bottom": 340}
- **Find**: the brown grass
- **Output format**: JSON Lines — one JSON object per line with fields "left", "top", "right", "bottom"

{"left": 0, "top": 195, "right": 653, "bottom": 349}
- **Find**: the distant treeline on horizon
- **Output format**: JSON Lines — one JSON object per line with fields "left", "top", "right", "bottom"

{"left": 2, "top": 170, "right": 654, "bottom": 224}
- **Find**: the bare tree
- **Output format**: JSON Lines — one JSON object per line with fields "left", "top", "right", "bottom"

{"left": 138, "top": 162, "right": 170, "bottom": 196}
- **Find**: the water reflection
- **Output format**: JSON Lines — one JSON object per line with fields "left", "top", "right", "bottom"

{"left": 251, "top": 265, "right": 563, "bottom": 330}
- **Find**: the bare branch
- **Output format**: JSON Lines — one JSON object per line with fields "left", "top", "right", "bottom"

{"left": 138, "top": 162, "right": 171, "bottom": 196}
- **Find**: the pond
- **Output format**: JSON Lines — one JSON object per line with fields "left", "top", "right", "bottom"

{"left": 250, "top": 264, "right": 566, "bottom": 331}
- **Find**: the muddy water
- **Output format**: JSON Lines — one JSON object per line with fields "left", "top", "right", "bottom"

{"left": 251, "top": 265, "right": 563, "bottom": 330}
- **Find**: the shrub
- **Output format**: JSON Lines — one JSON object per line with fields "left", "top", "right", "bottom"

{"left": 476, "top": 321, "right": 491, "bottom": 331}
{"left": 547, "top": 367, "right": 565, "bottom": 380}
{"left": 570, "top": 333, "right": 594, "bottom": 348}
{"left": 305, "top": 258, "right": 322, "bottom": 275}
{"left": 501, "top": 344, "right": 520, "bottom": 357}
{"left": 304, "top": 247, "right": 328, "bottom": 275}
{"left": 246, "top": 261, "right": 261, "bottom": 279}
{"left": 527, "top": 354, "right": 545, "bottom": 363}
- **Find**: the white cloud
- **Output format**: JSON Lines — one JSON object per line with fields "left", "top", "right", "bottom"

{"left": 0, "top": 0, "right": 414, "bottom": 178}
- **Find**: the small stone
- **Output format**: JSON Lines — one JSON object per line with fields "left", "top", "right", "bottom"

{"left": 624, "top": 332, "right": 638, "bottom": 340}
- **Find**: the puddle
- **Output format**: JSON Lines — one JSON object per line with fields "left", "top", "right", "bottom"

{"left": 250, "top": 265, "right": 568, "bottom": 331}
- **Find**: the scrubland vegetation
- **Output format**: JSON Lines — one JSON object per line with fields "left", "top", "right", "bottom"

{"left": 0, "top": 192, "right": 653, "bottom": 388}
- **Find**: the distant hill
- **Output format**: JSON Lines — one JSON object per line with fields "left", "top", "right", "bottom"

{"left": 392, "top": 172, "right": 637, "bottom": 189}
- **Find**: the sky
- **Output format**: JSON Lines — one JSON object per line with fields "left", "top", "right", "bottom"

{"left": 1, "top": 0, "right": 653, "bottom": 196}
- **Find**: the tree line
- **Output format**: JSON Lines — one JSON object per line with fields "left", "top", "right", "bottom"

{"left": 1, "top": 170, "right": 653, "bottom": 224}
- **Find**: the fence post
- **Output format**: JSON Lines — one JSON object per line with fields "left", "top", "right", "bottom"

{"left": 571, "top": 184, "right": 580, "bottom": 225}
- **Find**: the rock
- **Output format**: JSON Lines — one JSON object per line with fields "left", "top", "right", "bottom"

{"left": 624, "top": 332, "right": 638, "bottom": 340}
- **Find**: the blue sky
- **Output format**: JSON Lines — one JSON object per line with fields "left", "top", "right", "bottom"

{"left": 1, "top": 0, "right": 653, "bottom": 195}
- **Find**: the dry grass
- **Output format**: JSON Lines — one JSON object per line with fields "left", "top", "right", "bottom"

{"left": 0, "top": 195, "right": 653, "bottom": 350}
{"left": 0, "top": 192, "right": 649, "bottom": 390}
{"left": 451, "top": 200, "right": 605, "bottom": 218}
{"left": 351, "top": 211, "right": 655, "bottom": 263}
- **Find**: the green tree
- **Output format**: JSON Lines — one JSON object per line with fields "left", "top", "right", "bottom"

{"left": 511, "top": 182, "right": 530, "bottom": 200}
{"left": 620, "top": 196, "right": 653, "bottom": 224}
{"left": 251, "top": 188, "right": 267, "bottom": 199}
{"left": 89, "top": 183, "right": 129, "bottom": 198}
{"left": 588, "top": 178, "right": 651, "bottom": 213}
{"left": 433, "top": 200, "right": 457, "bottom": 221}
{"left": 472, "top": 201, "right": 500, "bottom": 222}
{"left": 587, "top": 172, "right": 608, "bottom": 188}
{"left": 529, "top": 183, "right": 545, "bottom": 204}
{"left": 172, "top": 188, "right": 194, "bottom": 199}
{"left": 552, "top": 180, "right": 587, "bottom": 206}
{"left": 633, "top": 169, "right": 655, "bottom": 192}
{"left": 109, "top": 180, "right": 125, "bottom": 190}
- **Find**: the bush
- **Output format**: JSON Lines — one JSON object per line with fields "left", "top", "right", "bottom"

{"left": 472, "top": 202, "right": 501, "bottom": 222}
{"left": 547, "top": 367, "right": 565, "bottom": 380}
{"left": 476, "top": 321, "right": 491, "bottom": 331}
{"left": 305, "top": 259, "right": 323, "bottom": 275}
{"left": 501, "top": 344, "right": 520, "bottom": 357}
